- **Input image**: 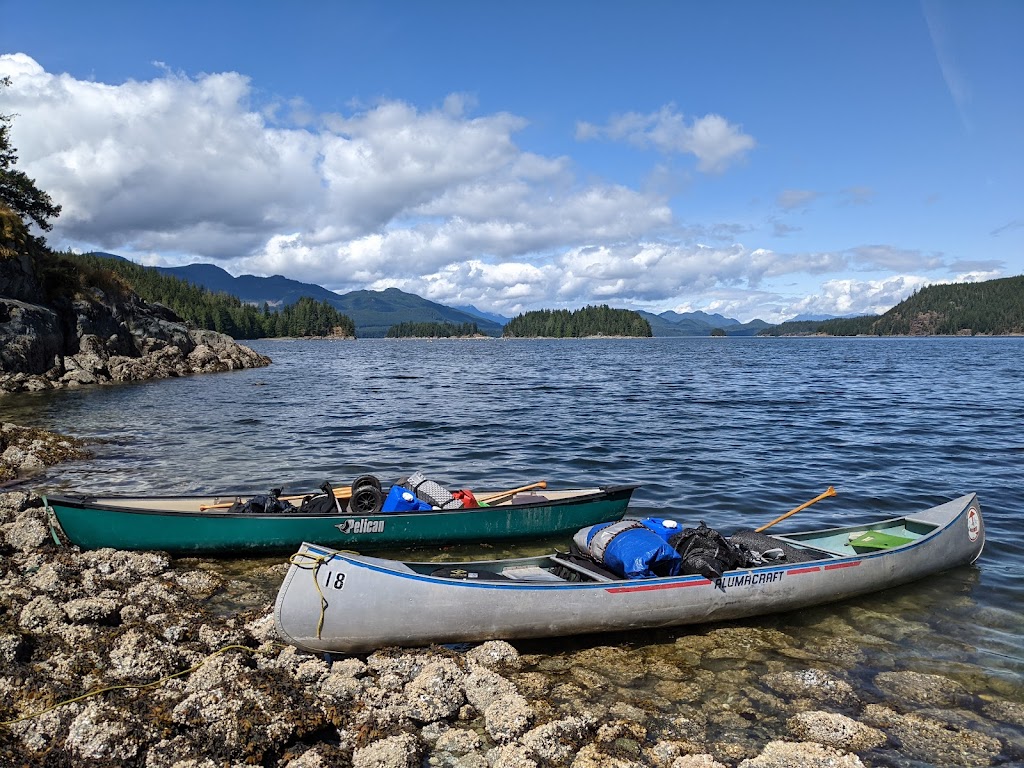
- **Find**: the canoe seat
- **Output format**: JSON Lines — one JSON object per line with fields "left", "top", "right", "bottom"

{"left": 502, "top": 565, "right": 566, "bottom": 582}
{"left": 549, "top": 554, "right": 617, "bottom": 582}
{"left": 847, "top": 531, "right": 914, "bottom": 551}
{"left": 429, "top": 566, "right": 513, "bottom": 581}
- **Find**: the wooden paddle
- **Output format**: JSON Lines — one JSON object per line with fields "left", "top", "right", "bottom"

{"left": 755, "top": 486, "right": 836, "bottom": 532}
{"left": 198, "top": 485, "right": 353, "bottom": 511}
{"left": 476, "top": 481, "right": 547, "bottom": 506}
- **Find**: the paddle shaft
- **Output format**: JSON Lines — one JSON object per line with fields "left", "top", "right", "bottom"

{"left": 199, "top": 486, "right": 352, "bottom": 511}
{"left": 755, "top": 486, "right": 837, "bottom": 532}
{"left": 476, "top": 481, "right": 547, "bottom": 505}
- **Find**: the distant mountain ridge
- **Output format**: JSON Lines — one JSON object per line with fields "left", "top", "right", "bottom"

{"left": 92, "top": 255, "right": 504, "bottom": 338}
{"left": 324, "top": 287, "right": 504, "bottom": 338}
{"left": 90, "top": 253, "right": 762, "bottom": 337}
{"left": 453, "top": 305, "right": 511, "bottom": 326}
{"left": 160, "top": 264, "right": 345, "bottom": 310}
{"left": 638, "top": 310, "right": 770, "bottom": 337}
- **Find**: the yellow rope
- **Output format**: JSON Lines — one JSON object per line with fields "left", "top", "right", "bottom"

{"left": 0, "top": 643, "right": 281, "bottom": 727}
{"left": 287, "top": 551, "right": 331, "bottom": 640}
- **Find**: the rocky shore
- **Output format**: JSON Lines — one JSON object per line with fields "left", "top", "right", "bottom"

{"left": 1, "top": 208, "right": 272, "bottom": 396}
{"left": 0, "top": 301, "right": 272, "bottom": 395}
{"left": 0, "top": 422, "right": 92, "bottom": 484}
{"left": 1, "top": 457, "right": 1021, "bottom": 767}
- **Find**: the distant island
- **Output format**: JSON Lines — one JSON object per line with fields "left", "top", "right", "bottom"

{"left": 502, "top": 306, "right": 653, "bottom": 338}
{"left": 760, "top": 276, "right": 1024, "bottom": 337}
{"left": 386, "top": 321, "right": 482, "bottom": 338}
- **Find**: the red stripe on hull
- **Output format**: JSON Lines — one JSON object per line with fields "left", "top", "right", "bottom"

{"left": 606, "top": 578, "right": 712, "bottom": 594}
{"left": 824, "top": 560, "right": 861, "bottom": 571}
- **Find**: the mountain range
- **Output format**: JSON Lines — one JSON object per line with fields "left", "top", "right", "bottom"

{"left": 94, "top": 254, "right": 772, "bottom": 337}
{"left": 637, "top": 310, "right": 772, "bottom": 337}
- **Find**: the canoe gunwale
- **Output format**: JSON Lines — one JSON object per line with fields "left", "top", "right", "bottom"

{"left": 42, "top": 482, "right": 641, "bottom": 554}
{"left": 43, "top": 482, "right": 641, "bottom": 520}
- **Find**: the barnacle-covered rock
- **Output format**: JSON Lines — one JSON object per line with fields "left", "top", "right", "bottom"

{"left": 787, "top": 710, "right": 886, "bottom": 752}
{"left": 736, "top": 739, "right": 866, "bottom": 767}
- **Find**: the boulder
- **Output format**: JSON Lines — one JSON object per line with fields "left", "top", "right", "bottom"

{"left": 0, "top": 299, "right": 63, "bottom": 375}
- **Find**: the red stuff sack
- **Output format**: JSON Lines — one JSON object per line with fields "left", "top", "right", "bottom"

{"left": 451, "top": 489, "right": 479, "bottom": 509}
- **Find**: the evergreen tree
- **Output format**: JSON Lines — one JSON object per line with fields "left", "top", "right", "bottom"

{"left": 0, "top": 76, "right": 62, "bottom": 242}
{"left": 52, "top": 252, "right": 356, "bottom": 340}
{"left": 503, "top": 305, "right": 652, "bottom": 338}
{"left": 387, "top": 321, "right": 479, "bottom": 338}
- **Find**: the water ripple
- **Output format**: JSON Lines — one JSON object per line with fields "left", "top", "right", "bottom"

{"left": 8, "top": 336, "right": 1024, "bottom": 689}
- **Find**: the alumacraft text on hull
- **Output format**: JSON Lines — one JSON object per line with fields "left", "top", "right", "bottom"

{"left": 274, "top": 493, "right": 984, "bottom": 654}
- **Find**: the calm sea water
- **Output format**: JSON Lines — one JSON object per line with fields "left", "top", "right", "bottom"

{"left": 3, "top": 337, "right": 1022, "bottom": 713}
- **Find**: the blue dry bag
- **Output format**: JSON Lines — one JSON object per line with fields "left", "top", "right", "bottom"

{"left": 573, "top": 521, "right": 683, "bottom": 579}
{"left": 638, "top": 517, "right": 682, "bottom": 542}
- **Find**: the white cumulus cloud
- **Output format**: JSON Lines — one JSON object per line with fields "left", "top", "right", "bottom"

{"left": 0, "top": 53, "right": 971, "bottom": 323}
{"left": 576, "top": 106, "right": 756, "bottom": 173}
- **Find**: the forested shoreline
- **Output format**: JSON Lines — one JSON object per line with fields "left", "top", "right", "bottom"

{"left": 386, "top": 320, "right": 481, "bottom": 338}
{"left": 503, "top": 305, "right": 652, "bottom": 338}
{"left": 761, "top": 276, "right": 1024, "bottom": 337}
{"left": 58, "top": 252, "right": 355, "bottom": 339}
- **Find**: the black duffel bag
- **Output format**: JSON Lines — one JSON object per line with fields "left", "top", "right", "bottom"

{"left": 669, "top": 521, "right": 755, "bottom": 580}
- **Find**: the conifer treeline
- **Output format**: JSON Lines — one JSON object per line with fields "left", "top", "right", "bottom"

{"left": 761, "top": 276, "right": 1024, "bottom": 336}
{"left": 59, "top": 252, "right": 355, "bottom": 339}
{"left": 503, "top": 305, "right": 652, "bottom": 338}
{"left": 386, "top": 321, "right": 480, "bottom": 338}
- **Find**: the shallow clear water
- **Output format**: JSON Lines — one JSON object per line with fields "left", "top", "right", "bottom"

{"left": 4, "top": 336, "right": 1023, "bottom": 728}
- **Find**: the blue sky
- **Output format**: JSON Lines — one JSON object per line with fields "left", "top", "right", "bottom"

{"left": 2, "top": 1, "right": 1021, "bottom": 322}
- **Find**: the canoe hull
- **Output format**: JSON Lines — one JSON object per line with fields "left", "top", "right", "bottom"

{"left": 275, "top": 494, "right": 985, "bottom": 653}
{"left": 44, "top": 485, "right": 637, "bottom": 555}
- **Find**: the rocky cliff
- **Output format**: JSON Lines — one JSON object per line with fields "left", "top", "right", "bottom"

{"left": 0, "top": 206, "right": 271, "bottom": 395}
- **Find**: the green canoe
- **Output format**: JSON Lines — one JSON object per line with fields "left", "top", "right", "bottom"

{"left": 42, "top": 481, "right": 640, "bottom": 555}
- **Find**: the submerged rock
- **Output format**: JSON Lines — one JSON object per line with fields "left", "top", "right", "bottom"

{"left": 873, "top": 670, "right": 974, "bottom": 709}
{"left": 786, "top": 711, "right": 886, "bottom": 752}
{"left": 861, "top": 704, "right": 1003, "bottom": 766}
{"left": 736, "top": 739, "right": 866, "bottom": 767}
{"left": 0, "top": 423, "right": 91, "bottom": 483}
{"left": 762, "top": 668, "right": 858, "bottom": 707}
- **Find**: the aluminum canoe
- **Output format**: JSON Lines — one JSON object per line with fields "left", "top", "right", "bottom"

{"left": 274, "top": 493, "right": 984, "bottom": 654}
